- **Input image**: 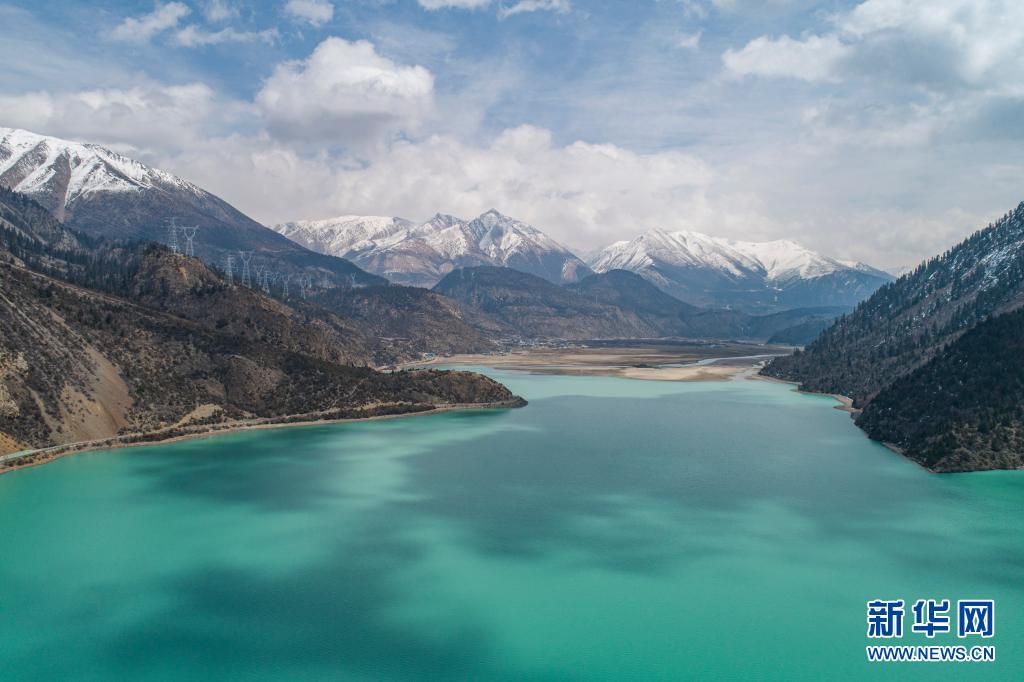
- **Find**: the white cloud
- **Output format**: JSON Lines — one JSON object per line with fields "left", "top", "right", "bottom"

{"left": 163, "top": 124, "right": 747, "bottom": 255}
{"left": 498, "top": 0, "right": 571, "bottom": 19}
{"left": 174, "top": 25, "right": 279, "bottom": 47}
{"left": 723, "top": 34, "right": 850, "bottom": 82}
{"left": 283, "top": 0, "right": 334, "bottom": 26}
{"left": 201, "top": 0, "right": 238, "bottom": 22}
{"left": 838, "top": 0, "right": 1024, "bottom": 94}
{"left": 0, "top": 82, "right": 236, "bottom": 153}
{"left": 417, "top": 0, "right": 491, "bottom": 9}
{"left": 676, "top": 30, "right": 702, "bottom": 50}
{"left": 15, "top": 0, "right": 1024, "bottom": 272}
{"left": 255, "top": 37, "right": 434, "bottom": 151}
{"left": 723, "top": 1, "right": 1024, "bottom": 93}
{"left": 318, "top": 125, "right": 723, "bottom": 248}
{"left": 110, "top": 2, "right": 191, "bottom": 43}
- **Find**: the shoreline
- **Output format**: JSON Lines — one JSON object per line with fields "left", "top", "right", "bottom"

{"left": 749, "top": 373, "right": 859, "bottom": 414}
{"left": 748, "top": 374, "right": 945, "bottom": 472}
{"left": 0, "top": 399, "right": 525, "bottom": 477}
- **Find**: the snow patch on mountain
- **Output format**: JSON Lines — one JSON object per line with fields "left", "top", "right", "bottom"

{"left": 589, "top": 227, "right": 892, "bottom": 311}
{"left": 0, "top": 127, "right": 196, "bottom": 218}
{"left": 590, "top": 229, "right": 857, "bottom": 283}
{"left": 273, "top": 209, "right": 593, "bottom": 286}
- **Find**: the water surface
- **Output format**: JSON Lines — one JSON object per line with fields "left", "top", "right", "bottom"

{"left": 0, "top": 369, "right": 1020, "bottom": 680}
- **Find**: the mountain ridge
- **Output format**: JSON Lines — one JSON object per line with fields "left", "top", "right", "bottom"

{"left": 0, "top": 127, "right": 384, "bottom": 291}
{"left": 762, "top": 201, "right": 1024, "bottom": 471}
{"left": 589, "top": 227, "right": 892, "bottom": 311}
{"left": 275, "top": 209, "right": 593, "bottom": 288}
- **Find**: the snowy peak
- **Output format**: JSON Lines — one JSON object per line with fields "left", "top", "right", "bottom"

{"left": 725, "top": 238, "right": 844, "bottom": 282}
{"left": 0, "top": 127, "right": 193, "bottom": 218}
{"left": 592, "top": 228, "right": 852, "bottom": 283}
{"left": 274, "top": 210, "right": 593, "bottom": 287}
{"left": 275, "top": 215, "right": 413, "bottom": 257}
{"left": 589, "top": 227, "right": 891, "bottom": 311}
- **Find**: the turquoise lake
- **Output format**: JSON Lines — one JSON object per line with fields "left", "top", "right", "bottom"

{"left": 0, "top": 368, "right": 1021, "bottom": 680}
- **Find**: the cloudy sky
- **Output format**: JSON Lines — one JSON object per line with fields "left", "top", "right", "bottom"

{"left": 2, "top": 0, "right": 1023, "bottom": 268}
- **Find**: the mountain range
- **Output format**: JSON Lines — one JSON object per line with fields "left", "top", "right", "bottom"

{"left": 589, "top": 229, "right": 893, "bottom": 311}
{"left": 434, "top": 266, "right": 848, "bottom": 343}
{"left": 274, "top": 210, "right": 593, "bottom": 288}
{"left": 275, "top": 213, "right": 891, "bottom": 313}
{"left": 0, "top": 127, "right": 382, "bottom": 289}
{"left": 764, "top": 202, "right": 1024, "bottom": 472}
{"left": 1, "top": 126, "right": 890, "bottom": 320}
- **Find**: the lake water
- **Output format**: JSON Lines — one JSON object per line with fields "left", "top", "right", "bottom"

{"left": 0, "top": 368, "right": 1021, "bottom": 680}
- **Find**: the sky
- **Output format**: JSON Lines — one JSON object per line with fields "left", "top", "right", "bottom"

{"left": 2, "top": 0, "right": 1024, "bottom": 269}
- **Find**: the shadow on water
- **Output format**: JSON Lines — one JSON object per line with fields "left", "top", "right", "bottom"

{"left": 4, "top": 375, "right": 1023, "bottom": 679}
{"left": 128, "top": 384, "right": 1024, "bottom": 588}
{"left": 395, "top": 391, "right": 1024, "bottom": 585}
{"left": 99, "top": 528, "right": 547, "bottom": 682}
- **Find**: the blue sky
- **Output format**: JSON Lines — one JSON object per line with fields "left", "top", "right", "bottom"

{"left": 2, "top": 0, "right": 1024, "bottom": 268}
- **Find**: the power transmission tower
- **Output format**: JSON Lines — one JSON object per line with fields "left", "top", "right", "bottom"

{"left": 224, "top": 254, "right": 234, "bottom": 285}
{"left": 181, "top": 226, "right": 198, "bottom": 257}
{"left": 262, "top": 269, "right": 272, "bottom": 294}
{"left": 239, "top": 251, "right": 253, "bottom": 287}
{"left": 282, "top": 275, "right": 290, "bottom": 298}
{"left": 167, "top": 218, "right": 180, "bottom": 254}
{"left": 253, "top": 261, "right": 265, "bottom": 291}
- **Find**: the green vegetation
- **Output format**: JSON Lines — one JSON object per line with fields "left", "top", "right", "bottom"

{"left": 763, "top": 202, "right": 1024, "bottom": 471}
{"left": 857, "top": 308, "right": 1024, "bottom": 471}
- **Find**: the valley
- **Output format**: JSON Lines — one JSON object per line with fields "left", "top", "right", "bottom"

{"left": 4, "top": 122, "right": 1023, "bottom": 477}
{"left": 5, "top": 4, "right": 1024, "bottom": 680}
{"left": 415, "top": 340, "right": 788, "bottom": 382}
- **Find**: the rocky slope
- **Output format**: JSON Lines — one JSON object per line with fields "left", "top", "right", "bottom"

{"left": 589, "top": 228, "right": 891, "bottom": 312}
{"left": 434, "top": 266, "right": 659, "bottom": 339}
{"left": 0, "top": 191, "right": 522, "bottom": 459}
{"left": 0, "top": 127, "right": 383, "bottom": 290}
{"left": 275, "top": 209, "right": 593, "bottom": 287}
{"left": 313, "top": 284, "right": 496, "bottom": 361}
{"left": 0, "top": 257, "right": 520, "bottom": 458}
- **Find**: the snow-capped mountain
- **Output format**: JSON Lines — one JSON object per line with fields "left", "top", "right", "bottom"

{"left": 274, "top": 209, "right": 593, "bottom": 287}
{"left": 589, "top": 228, "right": 892, "bottom": 311}
{"left": 0, "top": 127, "right": 197, "bottom": 221}
{"left": 0, "top": 127, "right": 381, "bottom": 287}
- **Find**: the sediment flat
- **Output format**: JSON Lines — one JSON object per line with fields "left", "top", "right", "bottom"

{"left": 415, "top": 342, "right": 791, "bottom": 382}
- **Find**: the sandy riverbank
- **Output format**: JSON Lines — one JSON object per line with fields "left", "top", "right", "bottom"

{"left": 0, "top": 399, "right": 525, "bottom": 476}
{"left": 412, "top": 343, "right": 789, "bottom": 382}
